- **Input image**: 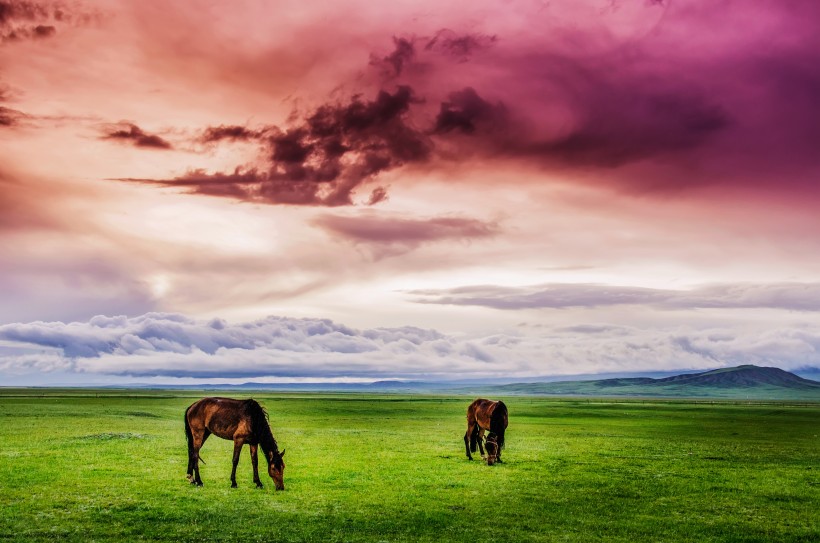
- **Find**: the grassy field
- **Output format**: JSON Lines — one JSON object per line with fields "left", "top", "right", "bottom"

{"left": 0, "top": 391, "right": 818, "bottom": 542}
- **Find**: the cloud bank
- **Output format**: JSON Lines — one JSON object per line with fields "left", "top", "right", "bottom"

{"left": 1, "top": 312, "right": 818, "bottom": 381}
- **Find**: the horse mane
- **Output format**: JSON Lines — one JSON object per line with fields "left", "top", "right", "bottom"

{"left": 490, "top": 400, "right": 507, "bottom": 449}
{"left": 243, "top": 399, "right": 281, "bottom": 465}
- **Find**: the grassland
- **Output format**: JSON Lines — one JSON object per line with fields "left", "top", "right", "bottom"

{"left": 0, "top": 391, "right": 818, "bottom": 542}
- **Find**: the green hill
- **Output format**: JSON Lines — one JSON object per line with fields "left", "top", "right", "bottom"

{"left": 463, "top": 365, "right": 820, "bottom": 400}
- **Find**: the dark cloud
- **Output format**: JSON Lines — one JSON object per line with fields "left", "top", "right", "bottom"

{"left": 100, "top": 122, "right": 172, "bottom": 150}
{"left": 126, "top": 87, "right": 431, "bottom": 206}
{"left": 115, "top": 42, "right": 732, "bottom": 205}
{"left": 0, "top": 1, "right": 49, "bottom": 24}
{"left": 0, "top": 0, "right": 91, "bottom": 42}
{"left": 117, "top": 168, "right": 260, "bottom": 200}
{"left": 0, "top": 105, "right": 24, "bottom": 126}
{"left": 198, "top": 124, "right": 266, "bottom": 144}
{"left": 115, "top": 2, "right": 820, "bottom": 205}
{"left": 433, "top": 87, "right": 507, "bottom": 135}
{"left": 411, "top": 282, "right": 820, "bottom": 312}
{"left": 425, "top": 29, "right": 497, "bottom": 61}
{"left": 371, "top": 36, "right": 415, "bottom": 78}
{"left": 530, "top": 85, "right": 729, "bottom": 168}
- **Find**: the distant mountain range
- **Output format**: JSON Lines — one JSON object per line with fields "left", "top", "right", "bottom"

{"left": 458, "top": 365, "right": 820, "bottom": 400}
{"left": 114, "top": 364, "right": 820, "bottom": 400}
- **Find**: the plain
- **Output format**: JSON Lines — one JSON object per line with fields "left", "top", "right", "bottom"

{"left": 0, "top": 391, "right": 818, "bottom": 542}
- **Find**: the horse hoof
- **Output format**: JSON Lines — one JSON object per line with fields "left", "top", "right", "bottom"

{"left": 196, "top": 482, "right": 203, "bottom": 487}
{"left": 231, "top": 483, "right": 238, "bottom": 488}
{"left": 256, "top": 484, "right": 264, "bottom": 489}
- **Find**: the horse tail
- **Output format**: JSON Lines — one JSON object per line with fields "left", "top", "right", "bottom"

{"left": 491, "top": 401, "right": 507, "bottom": 449}
{"left": 184, "top": 405, "right": 194, "bottom": 458}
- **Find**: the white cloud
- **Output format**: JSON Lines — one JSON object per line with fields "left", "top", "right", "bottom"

{"left": 1, "top": 312, "right": 819, "bottom": 382}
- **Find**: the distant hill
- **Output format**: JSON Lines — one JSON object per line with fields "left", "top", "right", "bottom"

{"left": 458, "top": 365, "right": 820, "bottom": 400}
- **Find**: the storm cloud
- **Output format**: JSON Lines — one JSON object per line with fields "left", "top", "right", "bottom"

{"left": 129, "top": 86, "right": 431, "bottom": 206}
{"left": 107, "top": 0, "right": 820, "bottom": 206}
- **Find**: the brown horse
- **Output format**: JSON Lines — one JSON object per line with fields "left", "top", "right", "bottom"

{"left": 464, "top": 398, "right": 508, "bottom": 465}
{"left": 184, "top": 397, "right": 286, "bottom": 490}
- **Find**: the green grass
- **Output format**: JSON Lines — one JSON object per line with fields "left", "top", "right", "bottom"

{"left": 0, "top": 392, "right": 818, "bottom": 542}
{"left": 479, "top": 380, "right": 820, "bottom": 399}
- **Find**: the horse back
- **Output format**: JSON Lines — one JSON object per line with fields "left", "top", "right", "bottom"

{"left": 468, "top": 398, "right": 506, "bottom": 431}
{"left": 187, "top": 397, "right": 254, "bottom": 440}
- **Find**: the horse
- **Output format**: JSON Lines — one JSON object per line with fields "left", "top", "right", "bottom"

{"left": 464, "top": 398, "right": 507, "bottom": 465}
{"left": 184, "top": 397, "right": 286, "bottom": 490}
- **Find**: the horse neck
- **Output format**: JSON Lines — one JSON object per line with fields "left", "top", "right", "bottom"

{"left": 256, "top": 421, "right": 279, "bottom": 462}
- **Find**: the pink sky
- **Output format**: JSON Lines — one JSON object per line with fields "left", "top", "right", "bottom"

{"left": 2, "top": 0, "right": 820, "bottom": 385}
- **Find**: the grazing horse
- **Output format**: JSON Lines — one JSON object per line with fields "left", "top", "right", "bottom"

{"left": 184, "top": 397, "right": 286, "bottom": 490}
{"left": 464, "top": 398, "right": 508, "bottom": 465}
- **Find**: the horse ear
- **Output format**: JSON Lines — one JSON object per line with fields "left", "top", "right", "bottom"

{"left": 280, "top": 449, "right": 286, "bottom": 458}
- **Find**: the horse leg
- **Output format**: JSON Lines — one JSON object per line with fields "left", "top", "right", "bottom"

{"left": 478, "top": 428, "right": 487, "bottom": 458}
{"left": 230, "top": 440, "right": 243, "bottom": 488}
{"left": 192, "top": 430, "right": 210, "bottom": 486}
{"left": 249, "top": 444, "right": 263, "bottom": 488}
{"left": 186, "top": 445, "right": 194, "bottom": 483}
{"left": 464, "top": 417, "right": 477, "bottom": 460}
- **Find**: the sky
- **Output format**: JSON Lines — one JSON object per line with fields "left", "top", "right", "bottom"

{"left": 2, "top": 0, "right": 820, "bottom": 386}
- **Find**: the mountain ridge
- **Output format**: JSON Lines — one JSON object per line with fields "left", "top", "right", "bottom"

{"left": 468, "top": 365, "right": 820, "bottom": 399}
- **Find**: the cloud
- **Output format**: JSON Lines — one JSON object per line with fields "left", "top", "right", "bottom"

{"left": 424, "top": 29, "right": 497, "bottom": 61}
{"left": 370, "top": 36, "right": 415, "bottom": 78}
{"left": 0, "top": 105, "right": 24, "bottom": 126}
{"left": 99, "top": 122, "right": 172, "bottom": 150}
{"left": 370, "top": 30, "right": 497, "bottom": 79}
{"left": 198, "top": 124, "right": 266, "bottom": 144}
{"left": 411, "top": 282, "right": 820, "bottom": 312}
{"left": 1, "top": 312, "right": 819, "bottom": 380}
{"left": 314, "top": 212, "right": 500, "bottom": 257}
{"left": 0, "top": 0, "right": 96, "bottom": 43}
{"left": 124, "top": 86, "right": 431, "bottom": 206}
{"left": 109, "top": 27, "right": 732, "bottom": 205}
{"left": 433, "top": 87, "right": 507, "bottom": 135}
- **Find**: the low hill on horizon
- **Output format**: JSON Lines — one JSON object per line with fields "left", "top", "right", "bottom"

{"left": 464, "top": 365, "right": 820, "bottom": 400}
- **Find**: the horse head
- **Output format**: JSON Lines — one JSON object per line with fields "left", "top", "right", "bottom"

{"left": 485, "top": 437, "right": 498, "bottom": 466}
{"left": 268, "top": 449, "right": 286, "bottom": 490}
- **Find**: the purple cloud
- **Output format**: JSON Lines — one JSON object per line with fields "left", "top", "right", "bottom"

{"left": 314, "top": 213, "right": 500, "bottom": 257}
{"left": 100, "top": 122, "right": 172, "bottom": 150}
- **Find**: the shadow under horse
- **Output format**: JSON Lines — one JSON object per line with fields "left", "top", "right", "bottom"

{"left": 464, "top": 398, "right": 508, "bottom": 465}
{"left": 184, "top": 397, "right": 286, "bottom": 489}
